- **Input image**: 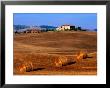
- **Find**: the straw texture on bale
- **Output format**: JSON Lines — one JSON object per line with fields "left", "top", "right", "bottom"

{"left": 87, "top": 52, "right": 96, "bottom": 58}
{"left": 16, "top": 61, "right": 33, "bottom": 72}
{"left": 77, "top": 51, "right": 88, "bottom": 60}
{"left": 54, "top": 56, "right": 74, "bottom": 67}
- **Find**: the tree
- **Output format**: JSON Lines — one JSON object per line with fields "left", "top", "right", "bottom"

{"left": 74, "top": 28, "right": 77, "bottom": 31}
{"left": 77, "top": 27, "right": 81, "bottom": 31}
{"left": 70, "top": 26, "right": 75, "bottom": 31}
{"left": 15, "top": 31, "right": 18, "bottom": 34}
{"left": 94, "top": 29, "right": 97, "bottom": 31}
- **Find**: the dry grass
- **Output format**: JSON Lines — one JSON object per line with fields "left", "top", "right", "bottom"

{"left": 14, "top": 31, "right": 97, "bottom": 75}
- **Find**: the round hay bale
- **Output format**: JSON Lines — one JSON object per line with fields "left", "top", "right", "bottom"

{"left": 77, "top": 51, "right": 88, "bottom": 60}
{"left": 87, "top": 52, "right": 96, "bottom": 58}
{"left": 16, "top": 61, "right": 33, "bottom": 72}
{"left": 15, "top": 63, "right": 26, "bottom": 73}
{"left": 25, "top": 61, "right": 33, "bottom": 72}
{"left": 54, "top": 56, "right": 74, "bottom": 67}
{"left": 19, "top": 64, "right": 26, "bottom": 72}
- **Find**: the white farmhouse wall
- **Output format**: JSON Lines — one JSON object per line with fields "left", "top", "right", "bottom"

{"left": 56, "top": 25, "right": 71, "bottom": 31}
{"left": 62, "top": 26, "right": 70, "bottom": 30}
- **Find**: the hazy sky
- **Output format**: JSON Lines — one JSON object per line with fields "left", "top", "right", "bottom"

{"left": 14, "top": 13, "right": 97, "bottom": 29}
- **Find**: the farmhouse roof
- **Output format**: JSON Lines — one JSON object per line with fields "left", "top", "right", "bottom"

{"left": 62, "top": 24, "right": 71, "bottom": 26}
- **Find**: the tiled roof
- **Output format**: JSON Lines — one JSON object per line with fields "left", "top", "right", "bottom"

{"left": 62, "top": 24, "right": 71, "bottom": 26}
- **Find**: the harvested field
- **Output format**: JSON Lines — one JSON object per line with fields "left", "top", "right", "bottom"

{"left": 14, "top": 31, "right": 97, "bottom": 75}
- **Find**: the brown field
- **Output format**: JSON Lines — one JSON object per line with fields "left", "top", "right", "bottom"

{"left": 14, "top": 31, "right": 97, "bottom": 75}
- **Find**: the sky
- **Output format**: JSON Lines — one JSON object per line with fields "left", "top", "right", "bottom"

{"left": 14, "top": 13, "right": 97, "bottom": 30}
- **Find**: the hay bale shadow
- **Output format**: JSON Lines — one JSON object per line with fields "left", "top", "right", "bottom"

{"left": 26, "top": 68, "right": 45, "bottom": 72}
{"left": 62, "top": 61, "right": 76, "bottom": 66}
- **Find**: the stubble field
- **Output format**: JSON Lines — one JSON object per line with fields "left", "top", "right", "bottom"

{"left": 14, "top": 31, "right": 97, "bottom": 75}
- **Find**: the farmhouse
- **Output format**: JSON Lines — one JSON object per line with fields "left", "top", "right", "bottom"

{"left": 56, "top": 25, "right": 75, "bottom": 31}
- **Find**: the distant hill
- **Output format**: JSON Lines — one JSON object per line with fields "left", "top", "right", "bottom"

{"left": 14, "top": 25, "right": 57, "bottom": 31}
{"left": 82, "top": 28, "right": 97, "bottom": 32}
{"left": 14, "top": 25, "right": 30, "bottom": 30}
{"left": 40, "top": 25, "right": 57, "bottom": 30}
